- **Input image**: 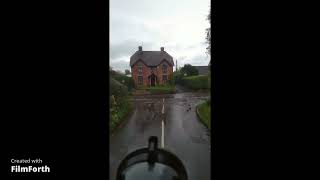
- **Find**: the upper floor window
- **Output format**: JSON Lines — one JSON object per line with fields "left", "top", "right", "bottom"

{"left": 162, "top": 64, "right": 167, "bottom": 74}
{"left": 138, "top": 63, "right": 143, "bottom": 75}
{"left": 138, "top": 76, "right": 143, "bottom": 85}
{"left": 150, "top": 67, "right": 155, "bottom": 73}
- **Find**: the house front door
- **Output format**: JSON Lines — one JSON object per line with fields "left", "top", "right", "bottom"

{"left": 150, "top": 74, "right": 156, "bottom": 86}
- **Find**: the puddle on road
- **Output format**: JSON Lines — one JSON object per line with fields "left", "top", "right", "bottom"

{"left": 134, "top": 101, "right": 163, "bottom": 134}
{"left": 189, "top": 135, "right": 210, "bottom": 145}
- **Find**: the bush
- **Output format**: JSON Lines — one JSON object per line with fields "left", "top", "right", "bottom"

{"left": 110, "top": 77, "right": 132, "bottom": 133}
{"left": 167, "top": 73, "right": 175, "bottom": 86}
{"left": 110, "top": 96, "right": 132, "bottom": 132}
{"left": 181, "top": 75, "right": 209, "bottom": 90}
{"left": 180, "top": 64, "right": 199, "bottom": 76}
{"left": 110, "top": 70, "right": 135, "bottom": 91}
{"left": 173, "top": 71, "right": 183, "bottom": 84}
{"left": 110, "top": 78, "right": 128, "bottom": 103}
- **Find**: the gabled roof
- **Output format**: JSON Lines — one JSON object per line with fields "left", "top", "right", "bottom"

{"left": 130, "top": 51, "right": 174, "bottom": 67}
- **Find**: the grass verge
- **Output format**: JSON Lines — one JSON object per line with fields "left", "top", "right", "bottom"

{"left": 196, "top": 100, "right": 211, "bottom": 130}
{"left": 110, "top": 96, "right": 133, "bottom": 134}
{"left": 145, "top": 85, "right": 176, "bottom": 94}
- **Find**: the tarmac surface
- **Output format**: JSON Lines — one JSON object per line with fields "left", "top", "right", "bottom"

{"left": 110, "top": 88, "right": 211, "bottom": 180}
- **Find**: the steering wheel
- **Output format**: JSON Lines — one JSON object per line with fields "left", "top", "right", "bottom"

{"left": 116, "top": 136, "right": 188, "bottom": 180}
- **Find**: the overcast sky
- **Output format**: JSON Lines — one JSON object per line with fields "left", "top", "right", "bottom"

{"left": 110, "top": 0, "right": 210, "bottom": 72}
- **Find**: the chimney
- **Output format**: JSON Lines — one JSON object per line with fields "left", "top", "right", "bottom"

{"left": 138, "top": 46, "right": 142, "bottom": 51}
{"left": 160, "top": 47, "right": 164, "bottom": 51}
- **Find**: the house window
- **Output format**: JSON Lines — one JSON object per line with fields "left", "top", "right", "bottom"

{"left": 162, "top": 64, "right": 167, "bottom": 74}
{"left": 138, "top": 63, "right": 143, "bottom": 75}
{"left": 162, "top": 75, "right": 167, "bottom": 84}
{"left": 150, "top": 67, "right": 155, "bottom": 73}
{"left": 138, "top": 76, "right": 143, "bottom": 85}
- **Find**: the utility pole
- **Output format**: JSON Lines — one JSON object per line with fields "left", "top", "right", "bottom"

{"left": 176, "top": 59, "right": 178, "bottom": 71}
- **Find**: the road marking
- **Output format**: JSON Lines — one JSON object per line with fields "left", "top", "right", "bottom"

{"left": 162, "top": 98, "right": 165, "bottom": 114}
{"left": 161, "top": 120, "right": 164, "bottom": 148}
{"left": 161, "top": 98, "right": 165, "bottom": 148}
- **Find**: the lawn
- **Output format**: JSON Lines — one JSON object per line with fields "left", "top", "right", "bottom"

{"left": 144, "top": 85, "right": 176, "bottom": 94}
{"left": 197, "top": 100, "right": 211, "bottom": 130}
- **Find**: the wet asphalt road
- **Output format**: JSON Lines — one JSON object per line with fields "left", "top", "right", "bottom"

{"left": 109, "top": 90, "right": 211, "bottom": 180}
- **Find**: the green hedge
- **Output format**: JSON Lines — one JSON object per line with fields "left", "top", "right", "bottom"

{"left": 173, "top": 71, "right": 183, "bottom": 84}
{"left": 181, "top": 75, "right": 209, "bottom": 90}
{"left": 110, "top": 77, "right": 132, "bottom": 133}
{"left": 110, "top": 71, "right": 135, "bottom": 91}
{"left": 110, "top": 97, "right": 132, "bottom": 132}
{"left": 110, "top": 78, "right": 128, "bottom": 102}
{"left": 145, "top": 85, "right": 175, "bottom": 94}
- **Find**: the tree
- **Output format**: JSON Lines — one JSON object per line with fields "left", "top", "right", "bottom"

{"left": 125, "top": 69, "right": 130, "bottom": 75}
{"left": 173, "top": 71, "right": 183, "bottom": 84}
{"left": 180, "top": 64, "right": 198, "bottom": 76}
{"left": 205, "top": 5, "right": 213, "bottom": 56}
{"left": 206, "top": 7, "right": 215, "bottom": 88}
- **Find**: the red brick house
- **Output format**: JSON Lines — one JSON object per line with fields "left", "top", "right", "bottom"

{"left": 130, "top": 46, "right": 174, "bottom": 87}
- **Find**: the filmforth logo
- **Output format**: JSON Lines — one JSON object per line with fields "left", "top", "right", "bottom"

{"left": 11, "top": 165, "right": 50, "bottom": 172}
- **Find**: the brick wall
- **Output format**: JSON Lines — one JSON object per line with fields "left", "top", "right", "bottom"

{"left": 131, "top": 60, "right": 173, "bottom": 87}
{"left": 131, "top": 61, "right": 149, "bottom": 87}
{"left": 156, "top": 61, "right": 173, "bottom": 85}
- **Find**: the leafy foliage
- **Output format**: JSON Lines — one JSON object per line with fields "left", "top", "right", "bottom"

{"left": 110, "top": 78, "right": 128, "bottom": 102}
{"left": 110, "top": 96, "right": 132, "bottom": 132}
{"left": 110, "top": 77, "right": 132, "bottom": 132}
{"left": 110, "top": 69, "right": 134, "bottom": 91}
{"left": 180, "top": 64, "right": 199, "bottom": 76}
{"left": 125, "top": 69, "right": 130, "bottom": 75}
{"left": 173, "top": 71, "right": 183, "bottom": 84}
{"left": 167, "top": 73, "right": 175, "bottom": 86}
{"left": 180, "top": 75, "right": 209, "bottom": 90}
{"left": 206, "top": 6, "right": 211, "bottom": 56}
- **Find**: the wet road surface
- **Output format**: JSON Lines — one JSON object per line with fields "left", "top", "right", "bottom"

{"left": 110, "top": 91, "right": 211, "bottom": 180}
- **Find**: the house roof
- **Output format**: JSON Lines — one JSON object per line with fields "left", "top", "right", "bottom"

{"left": 194, "top": 66, "right": 209, "bottom": 75}
{"left": 130, "top": 51, "right": 174, "bottom": 67}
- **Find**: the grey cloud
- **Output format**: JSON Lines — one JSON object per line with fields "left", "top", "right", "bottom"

{"left": 110, "top": 59, "right": 131, "bottom": 73}
{"left": 176, "top": 53, "right": 209, "bottom": 67}
{"left": 110, "top": 0, "right": 210, "bottom": 71}
{"left": 111, "top": 0, "right": 186, "bottom": 20}
{"left": 188, "top": 54, "right": 210, "bottom": 65}
{"left": 110, "top": 40, "right": 139, "bottom": 59}
{"left": 110, "top": 14, "right": 162, "bottom": 44}
{"left": 110, "top": 40, "right": 155, "bottom": 60}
